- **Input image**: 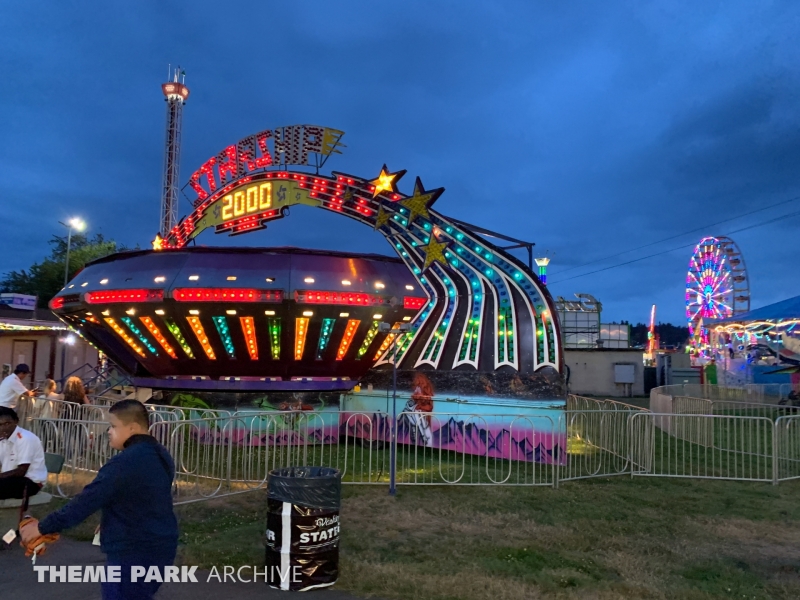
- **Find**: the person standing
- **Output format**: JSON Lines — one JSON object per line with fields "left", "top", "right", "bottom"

{"left": 33, "top": 379, "right": 61, "bottom": 423}
{"left": 0, "top": 364, "right": 35, "bottom": 409}
{"left": 0, "top": 407, "right": 48, "bottom": 505}
{"left": 63, "top": 376, "right": 90, "bottom": 405}
{"left": 21, "top": 400, "right": 179, "bottom": 600}
{"left": 405, "top": 372, "right": 434, "bottom": 447}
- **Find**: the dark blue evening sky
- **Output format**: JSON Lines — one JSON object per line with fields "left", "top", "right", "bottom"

{"left": 2, "top": 2, "right": 799, "bottom": 324}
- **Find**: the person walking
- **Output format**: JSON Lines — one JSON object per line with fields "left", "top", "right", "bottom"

{"left": 0, "top": 364, "right": 35, "bottom": 409}
{"left": 20, "top": 400, "right": 178, "bottom": 600}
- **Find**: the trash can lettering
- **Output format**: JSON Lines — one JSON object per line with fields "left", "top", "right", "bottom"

{"left": 265, "top": 466, "right": 341, "bottom": 591}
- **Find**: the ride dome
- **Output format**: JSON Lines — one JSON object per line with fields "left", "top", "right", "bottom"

{"left": 51, "top": 247, "right": 421, "bottom": 390}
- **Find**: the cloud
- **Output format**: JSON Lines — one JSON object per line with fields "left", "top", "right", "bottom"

{"left": 1, "top": 1, "right": 799, "bottom": 324}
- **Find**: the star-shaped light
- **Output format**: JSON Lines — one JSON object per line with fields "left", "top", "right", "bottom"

{"left": 420, "top": 234, "right": 450, "bottom": 271}
{"left": 370, "top": 165, "right": 406, "bottom": 197}
{"left": 399, "top": 178, "right": 444, "bottom": 227}
{"left": 373, "top": 205, "right": 392, "bottom": 230}
{"left": 152, "top": 234, "right": 164, "bottom": 251}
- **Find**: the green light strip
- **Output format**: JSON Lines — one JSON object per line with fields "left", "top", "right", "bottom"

{"left": 164, "top": 318, "right": 195, "bottom": 358}
{"left": 316, "top": 318, "right": 336, "bottom": 360}
{"left": 498, "top": 307, "right": 514, "bottom": 362}
{"left": 356, "top": 321, "right": 380, "bottom": 359}
{"left": 394, "top": 326, "right": 418, "bottom": 363}
{"left": 213, "top": 316, "right": 235, "bottom": 358}
{"left": 458, "top": 318, "right": 480, "bottom": 362}
{"left": 121, "top": 316, "right": 158, "bottom": 355}
{"left": 268, "top": 317, "right": 281, "bottom": 360}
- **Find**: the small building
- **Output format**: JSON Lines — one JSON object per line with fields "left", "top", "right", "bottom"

{"left": 0, "top": 295, "right": 98, "bottom": 388}
{"left": 554, "top": 292, "right": 643, "bottom": 396}
{"left": 564, "top": 348, "right": 645, "bottom": 397}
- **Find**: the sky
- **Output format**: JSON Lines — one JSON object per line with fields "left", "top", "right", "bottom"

{"left": 2, "top": 1, "right": 799, "bottom": 325}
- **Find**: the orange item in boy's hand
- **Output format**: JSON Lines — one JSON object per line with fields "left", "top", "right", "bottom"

{"left": 19, "top": 517, "right": 60, "bottom": 558}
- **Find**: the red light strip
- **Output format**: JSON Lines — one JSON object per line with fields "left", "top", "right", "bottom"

{"left": 336, "top": 319, "right": 361, "bottom": 360}
{"left": 296, "top": 291, "right": 386, "bottom": 306}
{"left": 139, "top": 317, "right": 178, "bottom": 359}
{"left": 50, "top": 297, "right": 64, "bottom": 310}
{"left": 403, "top": 296, "right": 427, "bottom": 310}
{"left": 86, "top": 289, "right": 164, "bottom": 304}
{"left": 240, "top": 317, "right": 258, "bottom": 360}
{"left": 173, "top": 288, "right": 283, "bottom": 303}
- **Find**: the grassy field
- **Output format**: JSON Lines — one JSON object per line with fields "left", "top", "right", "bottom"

{"left": 36, "top": 477, "right": 800, "bottom": 599}
{"left": 28, "top": 394, "right": 800, "bottom": 599}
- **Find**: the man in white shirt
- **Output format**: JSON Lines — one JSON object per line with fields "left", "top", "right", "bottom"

{"left": 0, "top": 406, "right": 48, "bottom": 504}
{"left": 0, "top": 364, "right": 35, "bottom": 409}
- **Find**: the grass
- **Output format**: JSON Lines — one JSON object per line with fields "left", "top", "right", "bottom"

{"left": 27, "top": 396, "right": 800, "bottom": 598}
{"left": 33, "top": 478, "right": 793, "bottom": 599}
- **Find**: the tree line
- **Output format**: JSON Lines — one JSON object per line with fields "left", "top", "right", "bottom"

{"left": 0, "top": 234, "right": 124, "bottom": 308}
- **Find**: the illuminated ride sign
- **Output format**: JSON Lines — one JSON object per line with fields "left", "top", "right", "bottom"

{"left": 184, "top": 124, "right": 345, "bottom": 205}
{"left": 153, "top": 127, "right": 562, "bottom": 375}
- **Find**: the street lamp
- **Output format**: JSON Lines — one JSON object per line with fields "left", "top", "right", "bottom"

{"left": 379, "top": 321, "right": 411, "bottom": 496}
{"left": 59, "top": 218, "right": 86, "bottom": 287}
{"left": 58, "top": 218, "right": 85, "bottom": 384}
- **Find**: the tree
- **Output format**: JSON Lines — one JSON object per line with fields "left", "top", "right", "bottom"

{"left": 0, "top": 233, "right": 123, "bottom": 308}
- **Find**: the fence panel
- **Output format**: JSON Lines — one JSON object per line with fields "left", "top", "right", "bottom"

{"left": 149, "top": 418, "right": 231, "bottom": 500}
{"left": 631, "top": 413, "right": 774, "bottom": 482}
{"left": 392, "top": 411, "right": 557, "bottom": 486}
{"left": 775, "top": 415, "right": 800, "bottom": 482}
{"left": 28, "top": 418, "right": 115, "bottom": 497}
{"left": 559, "top": 408, "right": 652, "bottom": 482}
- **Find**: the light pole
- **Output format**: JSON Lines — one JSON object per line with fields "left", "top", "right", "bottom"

{"left": 379, "top": 321, "right": 411, "bottom": 496}
{"left": 58, "top": 218, "right": 85, "bottom": 384}
{"left": 60, "top": 218, "right": 85, "bottom": 288}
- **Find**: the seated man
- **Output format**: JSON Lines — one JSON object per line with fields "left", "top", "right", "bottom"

{"left": 0, "top": 407, "right": 48, "bottom": 504}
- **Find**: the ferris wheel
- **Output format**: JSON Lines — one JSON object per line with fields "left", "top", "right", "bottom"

{"left": 685, "top": 236, "right": 750, "bottom": 348}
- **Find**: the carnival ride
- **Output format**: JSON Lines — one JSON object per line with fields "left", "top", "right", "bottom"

{"left": 644, "top": 304, "right": 658, "bottom": 365}
{"left": 50, "top": 124, "right": 563, "bottom": 396}
{"left": 685, "top": 236, "right": 750, "bottom": 354}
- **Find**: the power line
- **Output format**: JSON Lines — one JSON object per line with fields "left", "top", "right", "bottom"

{"left": 551, "top": 194, "right": 800, "bottom": 277}
{"left": 549, "top": 208, "right": 800, "bottom": 285}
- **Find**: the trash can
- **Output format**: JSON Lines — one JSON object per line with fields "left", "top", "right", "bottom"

{"left": 265, "top": 466, "right": 341, "bottom": 591}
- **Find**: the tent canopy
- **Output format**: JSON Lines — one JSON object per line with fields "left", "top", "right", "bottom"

{"left": 708, "top": 295, "right": 800, "bottom": 325}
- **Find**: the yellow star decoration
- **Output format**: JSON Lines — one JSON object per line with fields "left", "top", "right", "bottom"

{"left": 371, "top": 167, "right": 397, "bottom": 197}
{"left": 399, "top": 178, "right": 444, "bottom": 227}
{"left": 373, "top": 205, "right": 391, "bottom": 230}
{"left": 152, "top": 234, "right": 164, "bottom": 250}
{"left": 420, "top": 235, "right": 449, "bottom": 270}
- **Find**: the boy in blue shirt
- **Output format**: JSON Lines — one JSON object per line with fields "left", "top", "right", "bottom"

{"left": 21, "top": 400, "right": 178, "bottom": 600}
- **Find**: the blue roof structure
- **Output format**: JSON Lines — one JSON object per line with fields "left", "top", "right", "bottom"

{"left": 710, "top": 295, "right": 800, "bottom": 324}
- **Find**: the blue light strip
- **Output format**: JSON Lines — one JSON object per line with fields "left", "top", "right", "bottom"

{"left": 316, "top": 318, "right": 335, "bottom": 360}
{"left": 213, "top": 316, "right": 236, "bottom": 358}
{"left": 121, "top": 316, "right": 158, "bottom": 355}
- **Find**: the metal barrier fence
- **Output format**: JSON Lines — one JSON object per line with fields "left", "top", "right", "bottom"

{"left": 653, "top": 383, "right": 798, "bottom": 403}
{"left": 632, "top": 413, "right": 775, "bottom": 482}
{"left": 24, "top": 394, "right": 800, "bottom": 503}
